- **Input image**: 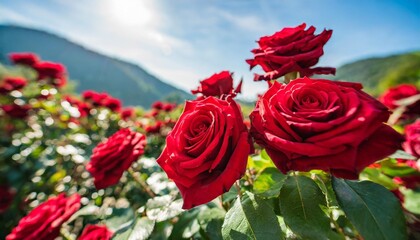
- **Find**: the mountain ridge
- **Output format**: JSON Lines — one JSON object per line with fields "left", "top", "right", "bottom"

{"left": 0, "top": 24, "right": 192, "bottom": 107}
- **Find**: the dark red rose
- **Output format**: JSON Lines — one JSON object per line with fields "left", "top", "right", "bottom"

{"left": 9, "top": 53, "right": 39, "bottom": 67}
{"left": 250, "top": 77, "right": 403, "bottom": 179}
{"left": 379, "top": 84, "right": 420, "bottom": 120}
{"left": 2, "top": 104, "right": 31, "bottom": 118}
{"left": 79, "top": 225, "right": 113, "bottom": 240}
{"left": 191, "top": 71, "right": 242, "bottom": 97}
{"left": 87, "top": 129, "right": 146, "bottom": 189}
{"left": 33, "top": 61, "right": 67, "bottom": 87}
{"left": 82, "top": 90, "right": 96, "bottom": 100}
{"left": 145, "top": 121, "right": 163, "bottom": 134}
{"left": 394, "top": 176, "right": 420, "bottom": 189}
{"left": 162, "top": 103, "right": 176, "bottom": 112}
{"left": 0, "top": 185, "right": 15, "bottom": 213}
{"left": 6, "top": 193, "right": 80, "bottom": 240}
{"left": 102, "top": 97, "right": 122, "bottom": 112}
{"left": 152, "top": 101, "right": 164, "bottom": 110}
{"left": 403, "top": 121, "right": 420, "bottom": 158}
{"left": 246, "top": 23, "right": 335, "bottom": 81}
{"left": 157, "top": 97, "right": 252, "bottom": 209}
{"left": 120, "top": 108, "right": 135, "bottom": 120}
{"left": 0, "top": 77, "right": 27, "bottom": 93}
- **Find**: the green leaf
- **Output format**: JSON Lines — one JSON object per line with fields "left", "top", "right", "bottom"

{"left": 146, "top": 195, "right": 183, "bottom": 222}
{"left": 198, "top": 207, "right": 225, "bottom": 240}
{"left": 381, "top": 159, "right": 417, "bottom": 177}
{"left": 388, "top": 150, "right": 417, "bottom": 160}
{"left": 105, "top": 208, "right": 135, "bottom": 232}
{"left": 66, "top": 205, "right": 100, "bottom": 223}
{"left": 253, "top": 167, "right": 286, "bottom": 198}
{"left": 279, "top": 175, "right": 340, "bottom": 240}
{"left": 169, "top": 208, "right": 201, "bottom": 239}
{"left": 247, "top": 149, "right": 275, "bottom": 171}
{"left": 332, "top": 177, "right": 408, "bottom": 240}
{"left": 221, "top": 191, "right": 284, "bottom": 240}
{"left": 114, "top": 217, "right": 155, "bottom": 240}
{"left": 360, "top": 168, "right": 398, "bottom": 189}
{"left": 402, "top": 188, "right": 420, "bottom": 214}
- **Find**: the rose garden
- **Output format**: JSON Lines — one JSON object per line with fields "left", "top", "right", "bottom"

{"left": 0, "top": 23, "right": 419, "bottom": 239}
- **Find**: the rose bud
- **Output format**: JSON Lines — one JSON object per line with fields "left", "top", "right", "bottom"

{"left": 9, "top": 53, "right": 39, "bottom": 67}
{"left": 6, "top": 194, "right": 80, "bottom": 240}
{"left": 250, "top": 77, "right": 403, "bottom": 179}
{"left": 86, "top": 129, "right": 146, "bottom": 189}
{"left": 0, "top": 77, "right": 27, "bottom": 94}
{"left": 246, "top": 23, "right": 335, "bottom": 81}
{"left": 78, "top": 225, "right": 113, "bottom": 240}
{"left": 33, "top": 61, "right": 67, "bottom": 87}
{"left": 403, "top": 120, "right": 420, "bottom": 158}
{"left": 157, "top": 97, "right": 252, "bottom": 209}
{"left": 0, "top": 185, "right": 15, "bottom": 213}
{"left": 191, "top": 71, "right": 242, "bottom": 97}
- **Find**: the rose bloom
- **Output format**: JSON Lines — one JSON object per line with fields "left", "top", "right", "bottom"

{"left": 379, "top": 84, "right": 420, "bottom": 117}
{"left": 0, "top": 77, "right": 27, "bottom": 93}
{"left": 0, "top": 185, "right": 15, "bottom": 213}
{"left": 250, "top": 77, "right": 403, "bottom": 179}
{"left": 157, "top": 97, "right": 252, "bottom": 209}
{"left": 102, "top": 97, "right": 122, "bottom": 112}
{"left": 246, "top": 23, "right": 335, "bottom": 81}
{"left": 78, "top": 225, "right": 113, "bottom": 240}
{"left": 151, "top": 101, "right": 164, "bottom": 110}
{"left": 1, "top": 104, "right": 31, "bottom": 119}
{"left": 6, "top": 194, "right": 80, "bottom": 240}
{"left": 403, "top": 120, "right": 420, "bottom": 158}
{"left": 120, "top": 107, "right": 135, "bottom": 120}
{"left": 191, "top": 71, "right": 242, "bottom": 97}
{"left": 87, "top": 128, "right": 146, "bottom": 189}
{"left": 9, "top": 53, "right": 39, "bottom": 67}
{"left": 33, "top": 61, "right": 67, "bottom": 87}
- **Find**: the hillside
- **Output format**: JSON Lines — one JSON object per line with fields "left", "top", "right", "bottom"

{"left": 328, "top": 51, "right": 420, "bottom": 95}
{"left": 0, "top": 25, "right": 192, "bottom": 107}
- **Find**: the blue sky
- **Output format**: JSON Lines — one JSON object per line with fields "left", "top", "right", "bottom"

{"left": 1, "top": 0, "right": 419, "bottom": 99}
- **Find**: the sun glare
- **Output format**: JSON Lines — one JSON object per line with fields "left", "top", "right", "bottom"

{"left": 106, "top": 0, "right": 153, "bottom": 27}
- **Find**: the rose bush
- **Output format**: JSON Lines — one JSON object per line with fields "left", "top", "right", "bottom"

{"left": 157, "top": 96, "right": 252, "bottom": 209}
{"left": 6, "top": 194, "right": 80, "bottom": 240}
{"left": 246, "top": 23, "right": 335, "bottom": 81}
{"left": 87, "top": 128, "right": 147, "bottom": 189}
{"left": 250, "top": 77, "right": 403, "bottom": 179}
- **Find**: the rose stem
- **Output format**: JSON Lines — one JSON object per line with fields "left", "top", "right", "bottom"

{"left": 127, "top": 168, "right": 156, "bottom": 197}
{"left": 234, "top": 181, "right": 242, "bottom": 198}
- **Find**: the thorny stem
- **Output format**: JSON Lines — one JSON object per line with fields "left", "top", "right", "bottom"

{"left": 127, "top": 168, "right": 156, "bottom": 198}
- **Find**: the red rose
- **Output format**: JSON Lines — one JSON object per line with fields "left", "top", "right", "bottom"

{"left": 64, "top": 96, "right": 91, "bottom": 117}
{"left": 162, "top": 103, "right": 176, "bottom": 112}
{"left": 0, "top": 77, "right": 27, "bottom": 93}
{"left": 403, "top": 121, "right": 420, "bottom": 158}
{"left": 6, "top": 193, "right": 80, "bottom": 240}
{"left": 250, "top": 77, "right": 403, "bottom": 179}
{"left": 1, "top": 104, "right": 31, "bottom": 119}
{"left": 379, "top": 84, "right": 420, "bottom": 117}
{"left": 102, "top": 97, "right": 122, "bottom": 112}
{"left": 246, "top": 23, "right": 335, "bottom": 81}
{"left": 33, "top": 61, "right": 67, "bottom": 87}
{"left": 78, "top": 225, "right": 113, "bottom": 240}
{"left": 120, "top": 107, "right": 135, "bottom": 120}
{"left": 152, "top": 101, "right": 164, "bottom": 110}
{"left": 0, "top": 185, "right": 15, "bottom": 213}
{"left": 9, "top": 53, "right": 39, "bottom": 67}
{"left": 87, "top": 129, "right": 146, "bottom": 189}
{"left": 145, "top": 121, "right": 163, "bottom": 134}
{"left": 157, "top": 97, "right": 252, "bottom": 209}
{"left": 191, "top": 71, "right": 242, "bottom": 97}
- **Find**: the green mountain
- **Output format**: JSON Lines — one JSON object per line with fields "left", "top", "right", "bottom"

{"left": 0, "top": 25, "right": 192, "bottom": 108}
{"left": 327, "top": 51, "right": 420, "bottom": 95}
